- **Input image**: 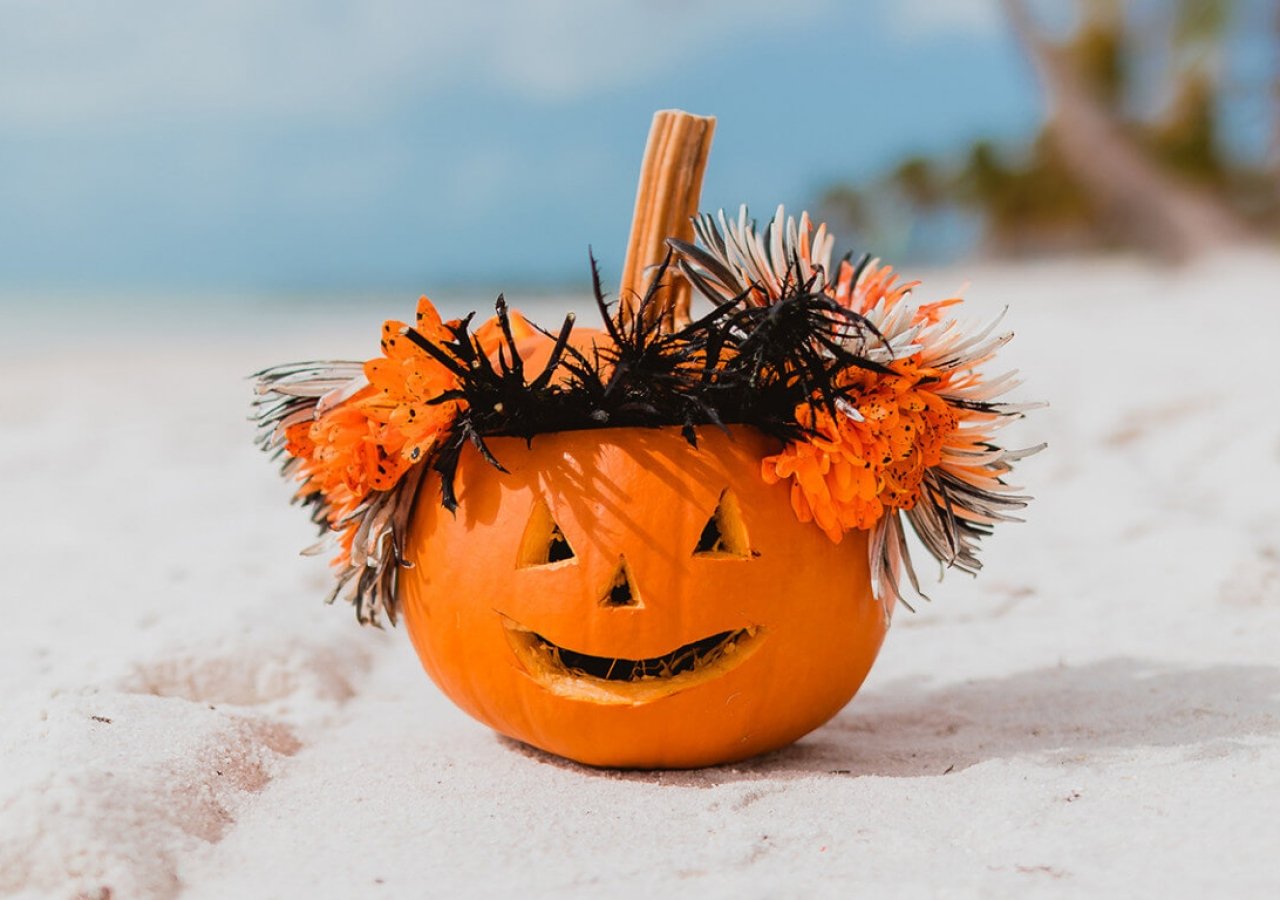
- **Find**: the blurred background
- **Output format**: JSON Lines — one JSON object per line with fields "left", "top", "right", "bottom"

{"left": 3, "top": 0, "right": 1277, "bottom": 314}
{"left": 4, "top": 6, "right": 1280, "bottom": 895}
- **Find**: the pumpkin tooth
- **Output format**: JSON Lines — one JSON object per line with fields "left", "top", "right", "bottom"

{"left": 530, "top": 627, "right": 756, "bottom": 683}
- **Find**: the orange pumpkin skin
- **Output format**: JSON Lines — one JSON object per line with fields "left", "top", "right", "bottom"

{"left": 399, "top": 426, "right": 887, "bottom": 769}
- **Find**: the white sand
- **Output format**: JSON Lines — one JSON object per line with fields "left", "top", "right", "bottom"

{"left": 2, "top": 256, "right": 1278, "bottom": 898}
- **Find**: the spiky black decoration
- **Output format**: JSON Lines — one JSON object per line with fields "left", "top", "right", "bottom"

{"left": 253, "top": 206, "right": 1041, "bottom": 626}
{"left": 411, "top": 251, "right": 891, "bottom": 509}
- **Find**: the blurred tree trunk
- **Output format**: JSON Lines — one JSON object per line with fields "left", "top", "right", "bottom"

{"left": 1273, "top": 0, "right": 1280, "bottom": 172}
{"left": 1000, "top": 0, "right": 1253, "bottom": 258}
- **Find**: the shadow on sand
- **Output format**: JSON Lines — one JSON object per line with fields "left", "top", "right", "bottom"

{"left": 501, "top": 657, "right": 1280, "bottom": 783}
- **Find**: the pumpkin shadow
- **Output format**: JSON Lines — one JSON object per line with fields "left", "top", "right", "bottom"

{"left": 499, "top": 657, "right": 1280, "bottom": 782}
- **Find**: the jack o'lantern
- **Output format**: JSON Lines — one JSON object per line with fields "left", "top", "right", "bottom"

{"left": 252, "top": 110, "right": 1041, "bottom": 769}
{"left": 399, "top": 428, "right": 884, "bottom": 768}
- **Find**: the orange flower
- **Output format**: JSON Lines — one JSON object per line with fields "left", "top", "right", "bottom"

{"left": 285, "top": 296, "right": 464, "bottom": 534}
{"left": 763, "top": 359, "right": 958, "bottom": 543}
{"left": 275, "top": 295, "right": 553, "bottom": 583}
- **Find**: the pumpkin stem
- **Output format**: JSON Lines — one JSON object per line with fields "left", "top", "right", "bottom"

{"left": 618, "top": 109, "right": 716, "bottom": 332}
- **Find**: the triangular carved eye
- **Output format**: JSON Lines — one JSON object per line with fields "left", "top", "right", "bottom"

{"left": 693, "top": 489, "right": 751, "bottom": 558}
{"left": 518, "top": 500, "right": 576, "bottom": 567}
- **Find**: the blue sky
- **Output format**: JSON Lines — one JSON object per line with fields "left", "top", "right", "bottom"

{"left": 0, "top": 1, "right": 1045, "bottom": 292}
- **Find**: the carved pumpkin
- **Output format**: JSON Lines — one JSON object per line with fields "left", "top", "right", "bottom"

{"left": 399, "top": 426, "right": 886, "bottom": 769}
{"left": 252, "top": 110, "right": 1040, "bottom": 771}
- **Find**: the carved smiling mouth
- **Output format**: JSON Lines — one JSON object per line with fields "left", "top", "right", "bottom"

{"left": 503, "top": 620, "right": 763, "bottom": 704}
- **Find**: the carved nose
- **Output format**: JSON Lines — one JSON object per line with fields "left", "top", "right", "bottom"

{"left": 600, "top": 557, "right": 641, "bottom": 608}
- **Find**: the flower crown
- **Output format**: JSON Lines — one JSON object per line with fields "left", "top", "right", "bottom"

{"left": 253, "top": 206, "right": 1042, "bottom": 626}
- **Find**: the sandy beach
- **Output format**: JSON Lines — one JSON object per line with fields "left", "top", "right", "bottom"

{"left": 2, "top": 255, "right": 1278, "bottom": 898}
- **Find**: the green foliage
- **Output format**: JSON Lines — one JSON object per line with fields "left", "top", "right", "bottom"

{"left": 1148, "top": 71, "right": 1225, "bottom": 185}
{"left": 1173, "top": 0, "right": 1230, "bottom": 49}
{"left": 957, "top": 137, "right": 1099, "bottom": 242}
{"left": 818, "top": 183, "right": 871, "bottom": 233}
{"left": 1073, "top": 1, "right": 1127, "bottom": 111}
{"left": 890, "top": 156, "right": 946, "bottom": 209}
{"left": 821, "top": 0, "right": 1278, "bottom": 257}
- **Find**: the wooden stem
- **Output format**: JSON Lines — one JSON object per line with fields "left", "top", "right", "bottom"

{"left": 618, "top": 110, "right": 716, "bottom": 329}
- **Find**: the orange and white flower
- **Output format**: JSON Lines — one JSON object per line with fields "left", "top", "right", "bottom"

{"left": 676, "top": 205, "right": 1043, "bottom": 610}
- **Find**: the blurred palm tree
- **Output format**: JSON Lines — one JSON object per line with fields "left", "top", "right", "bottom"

{"left": 822, "top": 0, "right": 1279, "bottom": 260}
